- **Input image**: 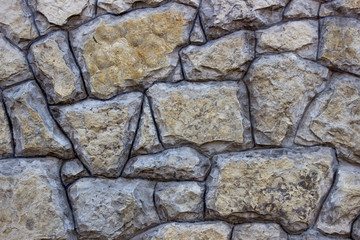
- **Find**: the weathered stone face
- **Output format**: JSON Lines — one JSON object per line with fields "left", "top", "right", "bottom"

{"left": 51, "top": 92, "right": 142, "bottom": 177}
{"left": 283, "top": 0, "right": 320, "bottom": 19}
{"left": 0, "top": 158, "right": 75, "bottom": 240}
{"left": 352, "top": 217, "right": 360, "bottom": 240}
{"left": 289, "top": 229, "right": 351, "bottom": 240}
{"left": 206, "top": 147, "right": 336, "bottom": 233}
{"left": 147, "top": 81, "right": 253, "bottom": 154}
{"left": 61, "top": 159, "right": 89, "bottom": 186}
{"left": 320, "top": 0, "right": 360, "bottom": 18}
{"left": 189, "top": 16, "right": 206, "bottom": 45}
{"left": 68, "top": 177, "right": 159, "bottom": 240}
{"left": 232, "top": 223, "right": 288, "bottom": 240}
{"left": 70, "top": 3, "right": 196, "bottom": 99}
{"left": 0, "top": 94, "right": 13, "bottom": 158}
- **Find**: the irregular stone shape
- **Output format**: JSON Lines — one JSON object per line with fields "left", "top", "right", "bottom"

{"left": 147, "top": 81, "right": 253, "bottom": 154}
{"left": 28, "top": 31, "right": 87, "bottom": 104}
{"left": 295, "top": 73, "right": 360, "bottom": 164}
{"left": 28, "top": 0, "right": 96, "bottom": 35}
{"left": 0, "top": 158, "right": 75, "bottom": 240}
{"left": 244, "top": 53, "right": 329, "bottom": 146}
{"left": 0, "top": 94, "right": 13, "bottom": 158}
{"left": 289, "top": 229, "right": 351, "bottom": 240}
{"left": 318, "top": 17, "right": 360, "bottom": 76}
{"left": 320, "top": 0, "right": 360, "bottom": 18}
{"left": 352, "top": 218, "right": 360, "bottom": 240}
{"left": 70, "top": 3, "right": 196, "bottom": 99}
{"left": 68, "top": 177, "right": 159, "bottom": 240}
{"left": 123, "top": 147, "right": 210, "bottom": 181}
{"left": 316, "top": 166, "right": 360, "bottom": 237}
{"left": 131, "top": 96, "right": 163, "bottom": 157}
{"left": 51, "top": 92, "right": 142, "bottom": 177}
{"left": 206, "top": 147, "right": 336, "bottom": 234}
{"left": 284, "top": 0, "right": 320, "bottom": 19}
{"left": 200, "top": 0, "right": 289, "bottom": 39}
{"left": 3, "top": 81, "right": 74, "bottom": 159}
{"left": 232, "top": 223, "right": 287, "bottom": 240}
{"left": 189, "top": 15, "right": 206, "bottom": 45}
{"left": 0, "top": 33, "right": 33, "bottom": 88}
{"left": 155, "top": 181, "right": 205, "bottom": 221}
{"left": 181, "top": 30, "right": 255, "bottom": 81}
{"left": 0, "top": 0, "right": 38, "bottom": 49}
{"left": 256, "top": 20, "right": 318, "bottom": 60}
{"left": 61, "top": 159, "right": 90, "bottom": 186}
{"left": 130, "top": 221, "right": 232, "bottom": 240}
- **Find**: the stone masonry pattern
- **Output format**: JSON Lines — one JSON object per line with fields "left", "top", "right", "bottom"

{"left": 0, "top": 0, "right": 360, "bottom": 239}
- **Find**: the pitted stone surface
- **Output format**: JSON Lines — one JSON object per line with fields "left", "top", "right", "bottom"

{"left": 147, "top": 81, "right": 253, "bottom": 154}
{"left": 181, "top": 30, "right": 255, "bottom": 81}
{"left": 61, "top": 159, "right": 90, "bottom": 186}
{"left": 0, "top": 158, "right": 75, "bottom": 240}
{"left": 68, "top": 177, "right": 159, "bottom": 240}
{"left": 320, "top": 0, "right": 360, "bottom": 18}
{"left": 283, "top": 0, "right": 320, "bottom": 19}
{"left": 3, "top": 81, "right": 74, "bottom": 159}
{"left": 232, "top": 223, "right": 287, "bottom": 240}
{"left": 123, "top": 147, "right": 210, "bottom": 181}
{"left": 51, "top": 92, "right": 142, "bottom": 177}
{"left": 70, "top": 3, "right": 196, "bottom": 99}
{"left": 206, "top": 147, "right": 336, "bottom": 233}
{"left": 289, "top": 229, "right": 351, "bottom": 240}
{"left": 0, "top": 94, "right": 13, "bottom": 158}
{"left": 28, "top": 31, "right": 87, "bottom": 104}
{"left": 244, "top": 53, "right": 329, "bottom": 146}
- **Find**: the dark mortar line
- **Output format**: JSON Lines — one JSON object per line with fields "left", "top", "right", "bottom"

{"left": 153, "top": 182, "right": 162, "bottom": 223}
{"left": 229, "top": 225, "right": 235, "bottom": 240}
{"left": 202, "top": 180, "right": 208, "bottom": 221}
{"left": 281, "top": 0, "right": 293, "bottom": 20}
{"left": 350, "top": 215, "right": 359, "bottom": 240}
{"left": 25, "top": 0, "right": 40, "bottom": 36}
{"left": 316, "top": 2, "right": 322, "bottom": 61}
{"left": 94, "top": 0, "right": 98, "bottom": 16}
{"left": 1, "top": 98, "right": 16, "bottom": 157}
{"left": 188, "top": 10, "right": 200, "bottom": 44}
{"left": 197, "top": 0, "right": 208, "bottom": 43}
{"left": 178, "top": 47, "right": 187, "bottom": 81}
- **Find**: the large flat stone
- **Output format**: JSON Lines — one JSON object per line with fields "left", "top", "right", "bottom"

{"left": 283, "top": 0, "right": 320, "bottom": 19}
{"left": 232, "top": 223, "right": 287, "bottom": 240}
{"left": 206, "top": 147, "right": 336, "bottom": 233}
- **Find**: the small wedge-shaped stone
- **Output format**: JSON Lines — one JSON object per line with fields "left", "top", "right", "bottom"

{"left": 68, "top": 177, "right": 159, "bottom": 240}
{"left": 61, "top": 159, "right": 89, "bottom": 186}
{"left": 70, "top": 3, "right": 196, "bottom": 99}
{"left": 232, "top": 223, "right": 287, "bottom": 240}
{"left": 3, "top": 81, "right": 74, "bottom": 159}
{"left": 28, "top": 31, "right": 87, "bottom": 104}
{"left": 289, "top": 229, "right": 351, "bottom": 240}
{"left": 320, "top": 0, "right": 360, "bottom": 18}
{"left": 181, "top": 30, "right": 255, "bottom": 81}
{"left": 0, "top": 158, "right": 75, "bottom": 240}
{"left": 130, "top": 221, "right": 232, "bottom": 240}
{"left": 155, "top": 181, "right": 205, "bottom": 222}
{"left": 318, "top": 17, "right": 360, "bottom": 76}
{"left": 123, "top": 147, "right": 210, "bottom": 181}
{"left": 256, "top": 20, "right": 318, "bottom": 60}
{"left": 0, "top": 33, "right": 33, "bottom": 87}
{"left": 147, "top": 81, "right": 253, "bottom": 154}
{"left": 283, "top": 0, "right": 320, "bottom": 19}
{"left": 0, "top": 93, "right": 13, "bottom": 158}
{"left": 189, "top": 15, "right": 206, "bottom": 45}
{"left": 206, "top": 147, "right": 336, "bottom": 234}
{"left": 244, "top": 53, "right": 329, "bottom": 146}
{"left": 295, "top": 73, "right": 360, "bottom": 164}
{"left": 51, "top": 92, "right": 142, "bottom": 177}
{"left": 200, "top": 0, "right": 289, "bottom": 39}
{"left": 316, "top": 166, "right": 360, "bottom": 237}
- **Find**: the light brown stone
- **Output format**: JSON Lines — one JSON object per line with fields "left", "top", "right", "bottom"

{"left": 0, "top": 94, "right": 13, "bottom": 158}
{"left": 206, "top": 147, "right": 336, "bottom": 234}
{"left": 232, "top": 223, "right": 287, "bottom": 240}
{"left": 284, "top": 0, "right": 320, "bottom": 19}
{"left": 320, "top": 0, "right": 360, "bottom": 18}
{"left": 61, "top": 159, "right": 89, "bottom": 186}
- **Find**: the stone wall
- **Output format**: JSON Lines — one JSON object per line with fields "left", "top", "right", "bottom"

{"left": 0, "top": 0, "right": 359, "bottom": 239}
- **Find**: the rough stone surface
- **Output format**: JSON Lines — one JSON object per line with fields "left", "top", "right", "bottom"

{"left": 0, "top": 158, "right": 75, "bottom": 240}
{"left": 0, "top": 94, "right": 13, "bottom": 158}
{"left": 256, "top": 20, "right": 318, "bottom": 60}
{"left": 289, "top": 229, "right": 351, "bottom": 240}
{"left": 206, "top": 147, "right": 336, "bottom": 233}
{"left": 181, "top": 30, "right": 255, "bottom": 81}
{"left": 316, "top": 166, "right": 360, "bottom": 237}
{"left": 155, "top": 181, "right": 205, "bottom": 222}
{"left": 244, "top": 53, "right": 329, "bottom": 146}
{"left": 189, "top": 15, "right": 206, "bottom": 45}
{"left": 352, "top": 218, "right": 360, "bottom": 240}
{"left": 318, "top": 17, "right": 360, "bottom": 76}
{"left": 61, "top": 159, "right": 90, "bottom": 186}
{"left": 130, "top": 221, "right": 232, "bottom": 240}
{"left": 200, "top": 0, "right": 289, "bottom": 39}
{"left": 295, "top": 73, "right": 360, "bottom": 164}
{"left": 3, "top": 81, "right": 74, "bottom": 159}
{"left": 51, "top": 92, "right": 142, "bottom": 177}
{"left": 284, "top": 0, "right": 320, "bottom": 19}
{"left": 147, "top": 81, "right": 253, "bottom": 154}
{"left": 28, "top": 31, "right": 87, "bottom": 104}
{"left": 320, "top": 0, "right": 360, "bottom": 18}
{"left": 123, "top": 147, "right": 210, "bottom": 181}
{"left": 232, "top": 223, "right": 288, "bottom": 240}
{"left": 70, "top": 3, "right": 196, "bottom": 99}
{"left": 68, "top": 177, "right": 159, "bottom": 240}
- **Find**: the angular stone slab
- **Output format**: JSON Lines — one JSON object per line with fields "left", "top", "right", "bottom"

{"left": 206, "top": 147, "right": 336, "bottom": 234}
{"left": 283, "top": 0, "right": 320, "bottom": 19}
{"left": 70, "top": 3, "right": 196, "bottom": 99}
{"left": 61, "top": 159, "right": 90, "bottom": 186}
{"left": 318, "top": 17, "right": 360, "bottom": 76}
{"left": 123, "top": 147, "right": 210, "bottom": 181}
{"left": 147, "top": 81, "right": 253, "bottom": 155}
{"left": 181, "top": 30, "right": 255, "bottom": 81}
{"left": 51, "top": 92, "right": 142, "bottom": 177}
{"left": 0, "top": 93, "right": 13, "bottom": 158}
{"left": 244, "top": 53, "right": 329, "bottom": 146}
{"left": 3, "top": 81, "right": 74, "bottom": 159}
{"left": 68, "top": 177, "right": 159, "bottom": 240}
{"left": 295, "top": 73, "right": 360, "bottom": 164}
{"left": 320, "top": 0, "right": 360, "bottom": 18}
{"left": 289, "top": 229, "right": 351, "bottom": 240}
{"left": 232, "top": 223, "right": 287, "bottom": 240}
{"left": 28, "top": 31, "right": 87, "bottom": 104}
{"left": 189, "top": 15, "right": 206, "bottom": 45}
{"left": 130, "top": 221, "right": 232, "bottom": 240}
{"left": 0, "top": 158, "right": 75, "bottom": 240}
